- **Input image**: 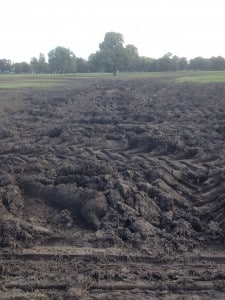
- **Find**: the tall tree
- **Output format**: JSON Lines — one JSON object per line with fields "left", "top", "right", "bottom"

{"left": 48, "top": 46, "right": 76, "bottom": 73}
{"left": 125, "top": 44, "right": 139, "bottom": 71}
{"left": 30, "top": 57, "right": 39, "bottom": 73}
{"left": 98, "top": 32, "right": 127, "bottom": 73}
{"left": 38, "top": 53, "right": 48, "bottom": 73}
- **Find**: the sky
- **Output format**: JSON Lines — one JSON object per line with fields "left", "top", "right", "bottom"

{"left": 1, "top": 0, "right": 225, "bottom": 63}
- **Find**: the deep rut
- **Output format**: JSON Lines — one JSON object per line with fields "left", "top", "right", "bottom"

{"left": 1, "top": 246, "right": 225, "bottom": 299}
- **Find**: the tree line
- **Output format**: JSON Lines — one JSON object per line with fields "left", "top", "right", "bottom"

{"left": 1, "top": 32, "right": 225, "bottom": 74}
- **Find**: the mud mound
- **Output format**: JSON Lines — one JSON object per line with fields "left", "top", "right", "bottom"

{"left": 1, "top": 78, "right": 225, "bottom": 298}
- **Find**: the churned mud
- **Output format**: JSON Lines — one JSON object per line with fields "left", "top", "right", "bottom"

{"left": 0, "top": 77, "right": 225, "bottom": 299}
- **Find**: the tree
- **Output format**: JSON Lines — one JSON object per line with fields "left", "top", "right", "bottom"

{"left": 157, "top": 53, "right": 176, "bottom": 71}
{"left": 178, "top": 57, "right": 188, "bottom": 70}
{"left": 76, "top": 57, "right": 89, "bottom": 73}
{"left": 89, "top": 32, "right": 140, "bottom": 73}
{"left": 30, "top": 53, "right": 49, "bottom": 73}
{"left": 0, "top": 59, "right": 12, "bottom": 73}
{"left": 98, "top": 32, "right": 127, "bottom": 73}
{"left": 136, "top": 56, "right": 157, "bottom": 72}
{"left": 209, "top": 56, "right": 225, "bottom": 71}
{"left": 48, "top": 46, "right": 76, "bottom": 73}
{"left": 125, "top": 44, "right": 139, "bottom": 71}
{"left": 170, "top": 55, "right": 179, "bottom": 71}
{"left": 30, "top": 57, "right": 39, "bottom": 73}
{"left": 88, "top": 52, "right": 104, "bottom": 72}
{"left": 13, "top": 62, "right": 31, "bottom": 74}
{"left": 189, "top": 57, "right": 210, "bottom": 70}
{"left": 38, "top": 53, "right": 49, "bottom": 73}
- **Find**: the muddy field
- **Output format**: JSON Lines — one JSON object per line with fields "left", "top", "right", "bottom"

{"left": 0, "top": 76, "right": 225, "bottom": 299}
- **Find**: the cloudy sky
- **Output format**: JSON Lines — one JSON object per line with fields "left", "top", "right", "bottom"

{"left": 1, "top": 0, "right": 225, "bottom": 62}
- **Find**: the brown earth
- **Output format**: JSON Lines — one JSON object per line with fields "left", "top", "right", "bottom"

{"left": 0, "top": 77, "right": 225, "bottom": 299}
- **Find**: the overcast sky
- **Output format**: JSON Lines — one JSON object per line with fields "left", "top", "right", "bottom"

{"left": 1, "top": 0, "right": 225, "bottom": 63}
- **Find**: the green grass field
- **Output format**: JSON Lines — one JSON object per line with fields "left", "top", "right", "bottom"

{"left": 0, "top": 74, "right": 69, "bottom": 89}
{"left": 175, "top": 71, "right": 225, "bottom": 83}
{"left": 1, "top": 71, "right": 225, "bottom": 89}
{"left": 0, "top": 73, "right": 170, "bottom": 89}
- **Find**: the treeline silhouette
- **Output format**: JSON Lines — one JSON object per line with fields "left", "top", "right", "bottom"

{"left": 1, "top": 32, "right": 225, "bottom": 74}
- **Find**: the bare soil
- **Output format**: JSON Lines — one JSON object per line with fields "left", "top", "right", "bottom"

{"left": 0, "top": 77, "right": 225, "bottom": 299}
